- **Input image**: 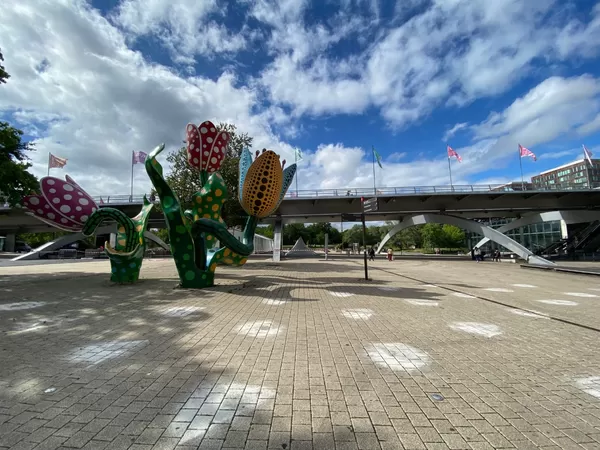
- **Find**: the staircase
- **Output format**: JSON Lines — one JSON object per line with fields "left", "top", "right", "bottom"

{"left": 570, "top": 221, "right": 600, "bottom": 251}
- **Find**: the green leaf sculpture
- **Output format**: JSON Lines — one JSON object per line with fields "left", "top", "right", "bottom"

{"left": 145, "top": 121, "right": 296, "bottom": 288}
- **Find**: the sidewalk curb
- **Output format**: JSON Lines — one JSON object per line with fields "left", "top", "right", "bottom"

{"left": 520, "top": 264, "right": 600, "bottom": 277}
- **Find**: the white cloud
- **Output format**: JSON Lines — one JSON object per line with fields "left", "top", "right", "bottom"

{"left": 443, "top": 122, "right": 468, "bottom": 142}
{"left": 111, "top": 0, "right": 246, "bottom": 63}
{"left": 257, "top": 0, "right": 600, "bottom": 128}
{"left": 0, "top": 1, "right": 295, "bottom": 196}
{"left": 1, "top": 0, "right": 600, "bottom": 202}
{"left": 469, "top": 75, "right": 600, "bottom": 163}
{"left": 578, "top": 113, "right": 600, "bottom": 136}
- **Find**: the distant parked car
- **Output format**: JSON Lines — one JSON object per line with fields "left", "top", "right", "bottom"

{"left": 15, "top": 242, "right": 32, "bottom": 253}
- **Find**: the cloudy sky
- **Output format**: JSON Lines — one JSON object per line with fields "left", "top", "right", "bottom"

{"left": 1, "top": 0, "right": 600, "bottom": 198}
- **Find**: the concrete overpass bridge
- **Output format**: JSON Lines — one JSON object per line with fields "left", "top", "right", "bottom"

{"left": 2, "top": 184, "right": 600, "bottom": 265}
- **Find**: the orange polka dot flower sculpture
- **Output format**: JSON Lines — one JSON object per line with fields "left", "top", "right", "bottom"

{"left": 145, "top": 121, "right": 296, "bottom": 289}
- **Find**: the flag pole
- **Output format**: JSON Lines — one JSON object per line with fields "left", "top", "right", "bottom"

{"left": 519, "top": 146, "right": 524, "bottom": 190}
{"left": 372, "top": 146, "right": 376, "bottom": 195}
{"left": 130, "top": 151, "right": 134, "bottom": 201}
{"left": 585, "top": 150, "right": 592, "bottom": 189}
{"left": 47, "top": 152, "right": 51, "bottom": 176}
{"left": 447, "top": 156, "right": 453, "bottom": 189}
{"left": 295, "top": 149, "right": 299, "bottom": 194}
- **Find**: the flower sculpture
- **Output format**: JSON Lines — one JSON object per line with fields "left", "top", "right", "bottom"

{"left": 239, "top": 148, "right": 297, "bottom": 219}
{"left": 146, "top": 120, "right": 296, "bottom": 289}
{"left": 22, "top": 175, "right": 153, "bottom": 283}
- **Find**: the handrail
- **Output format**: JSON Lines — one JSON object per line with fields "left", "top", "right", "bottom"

{"left": 2, "top": 183, "right": 598, "bottom": 208}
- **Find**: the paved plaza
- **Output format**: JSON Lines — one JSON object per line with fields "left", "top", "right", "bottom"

{"left": 1, "top": 257, "right": 600, "bottom": 450}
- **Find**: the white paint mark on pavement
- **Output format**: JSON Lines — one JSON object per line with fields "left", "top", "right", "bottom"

{"left": 67, "top": 340, "right": 148, "bottom": 365}
{"left": 452, "top": 293, "right": 475, "bottom": 298}
{"left": 538, "top": 300, "right": 578, "bottom": 306}
{"left": 403, "top": 299, "right": 439, "bottom": 307}
{"left": 328, "top": 291, "right": 354, "bottom": 297}
{"left": 342, "top": 308, "right": 374, "bottom": 320}
{"left": 262, "top": 299, "right": 288, "bottom": 306}
{"left": 365, "top": 343, "right": 431, "bottom": 373}
{"left": 450, "top": 322, "right": 502, "bottom": 338}
{"left": 0, "top": 301, "right": 46, "bottom": 311}
{"left": 483, "top": 288, "right": 514, "bottom": 292}
{"left": 510, "top": 309, "right": 549, "bottom": 319}
{"left": 575, "top": 377, "right": 600, "bottom": 399}
{"left": 378, "top": 287, "right": 400, "bottom": 292}
{"left": 564, "top": 292, "right": 598, "bottom": 298}
{"left": 162, "top": 306, "right": 205, "bottom": 317}
{"left": 512, "top": 284, "right": 537, "bottom": 288}
{"left": 236, "top": 320, "right": 280, "bottom": 338}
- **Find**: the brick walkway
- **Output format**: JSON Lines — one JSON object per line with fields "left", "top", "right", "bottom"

{"left": 1, "top": 257, "right": 600, "bottom": 449}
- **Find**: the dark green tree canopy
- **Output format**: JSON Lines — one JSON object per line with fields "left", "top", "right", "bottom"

{"left": 0, "top": 50, "right": 39, "bottom": 206}
{"left": 0, "top": 49, "right": 9, "bottom": 84}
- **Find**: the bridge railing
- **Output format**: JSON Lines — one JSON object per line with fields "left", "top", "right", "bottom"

{"left": 3, "top": 183, "right": 598, "bottom": 209}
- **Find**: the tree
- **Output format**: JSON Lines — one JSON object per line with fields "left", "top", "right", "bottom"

{"left": 441, "top": 224, "right": 465, "bottom": 248}
{"left": 0, "top": 51, "right": 38, "bottom": 206}
{"left": 421, "top": 224, "right": 445, "bottom": 249}
{"left": 0, "top": 49, "right": 9, "bottom": 84}
{"left": 159, "top": 123, "right": 253, "bottom": 228}
{"left": 283, "top": 223, "right": 311, "bottom": 245}
{"left": 255, "top": 225, "right": 274, "bottom": 239}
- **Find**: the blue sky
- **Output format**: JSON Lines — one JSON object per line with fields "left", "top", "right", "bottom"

{"left": 1, "top": 0, "right": 600, "bottom": 196}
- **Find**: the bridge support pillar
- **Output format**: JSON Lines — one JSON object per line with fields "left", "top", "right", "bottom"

{"left": 272, "top": 219, "right": 283, "bottom": 262}
{"left": 4, "top": 233, "right": 16, "bottom": 252}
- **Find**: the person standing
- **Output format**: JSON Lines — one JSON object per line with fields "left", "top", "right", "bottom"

{"left": 474, "top": 247, "right": 481, "bottom": 262}
{"left": 387, "top": 248, "right": 393, "bottom": 261}
{"left": 369, "top": 248, "right": 375, "bottom": 261}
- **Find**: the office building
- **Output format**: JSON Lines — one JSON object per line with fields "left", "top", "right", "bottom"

{"left": 532, "top": 159, "right": 600, "bottom": 189}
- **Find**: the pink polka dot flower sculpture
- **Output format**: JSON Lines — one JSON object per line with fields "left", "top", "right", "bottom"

{"left": 22, "top": 175, "right": 154, "bottom": 284}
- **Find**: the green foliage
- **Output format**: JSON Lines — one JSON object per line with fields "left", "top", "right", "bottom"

{"left": 157, "top": 123, "right": 252, "bottom": 229}
{"left": 0, "top": 49, "right": 9, "bottom": 84}
{"left": 0, "top": 51, "right": 38, "bottom": 206}
{"left": 442, "top": 224, "right": 466, "bottom": 248}
{"left": 256, "top": 225, "right": 274, "bottom": 239}
{"left": 420, "top": 223, "right": 465, "bottom": 249}
{"left": 278, "top": 222, "right": 466, "bottom": 250}
{"left": 150, "top": 228, "right": 170, "bottom": 245}
{"left": 18, "top": 231, "right": 69, "bottom": 248}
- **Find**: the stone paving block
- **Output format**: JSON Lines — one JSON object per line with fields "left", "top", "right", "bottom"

{"left": 3, "top": 259, "right": 600, "bottom": 449}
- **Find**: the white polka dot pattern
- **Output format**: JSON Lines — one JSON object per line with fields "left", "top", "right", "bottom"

{"left": 22, "top": 195, "right": 81, "bottom": 231}
{"left": 39, "top": 176, "right": 98, "bottom": 225}
{"left": 186, "top": 121, "right": 229, "bottom": 173}
{"left": 22, "top": 176, "right": 99, "bottom": 231}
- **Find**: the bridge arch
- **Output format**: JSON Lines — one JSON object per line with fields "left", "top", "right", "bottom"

{"left": 473, "top": 210, "right": 600, "bottom": 249}
{"left": 376, "top": 213, "right": 555, "bottom": 266}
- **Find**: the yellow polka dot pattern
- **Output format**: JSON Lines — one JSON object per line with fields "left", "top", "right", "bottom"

{"left": 241, "top": 151, "right": 283, "bottom": 219}
{"left": 191, "top": 173, "right": 228, "bottom": 250}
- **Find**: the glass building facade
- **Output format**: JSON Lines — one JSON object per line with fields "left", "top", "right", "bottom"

{"left": 466, "top": 218, "right": 563, "bottom": 254}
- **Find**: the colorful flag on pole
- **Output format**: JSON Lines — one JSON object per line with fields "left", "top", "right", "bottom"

{"left": 49, "top": 153, "right": 68, "bottom": 169}
{"left": 132, "top": 151, "right": 148, "bottom": 164}
{"left": 294, "top": 148, "right": 303, "bottom": 162}
{"left": 583, "top": 144, "right": 593, "bottom": 165}
{"left": 372, "top": 146, "right": 383, "bottom": 169}
{"left": 447, "top": 145, "right": 462, "bottom": 162}
{"left": 519, "top": 144, "right": 537, "bottom": 161}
